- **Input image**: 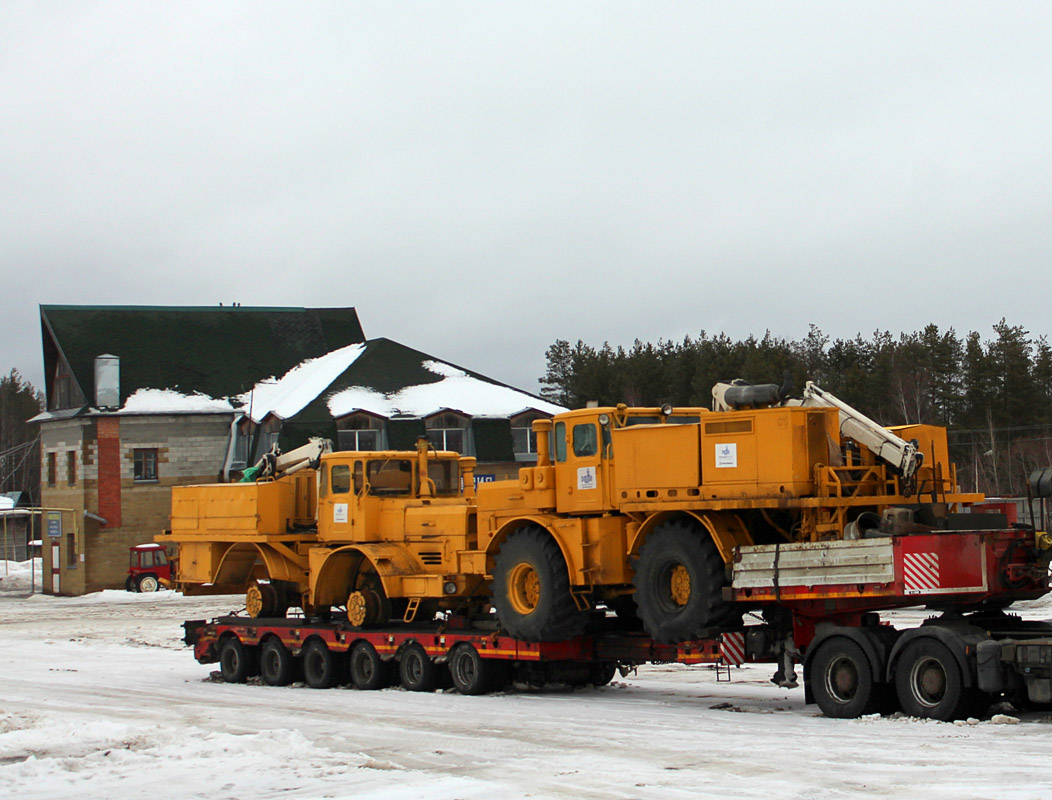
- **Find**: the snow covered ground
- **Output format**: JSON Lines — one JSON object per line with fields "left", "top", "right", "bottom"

{"left": 2, "top": 561, "right": 1052, "bottom": 799}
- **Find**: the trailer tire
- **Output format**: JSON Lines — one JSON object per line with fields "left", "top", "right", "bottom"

{"left": 450, "top": 644, "right": 498, "bottom": 695}
{"left": 137, "top": 574, "right": 159, "bottom": 593}
{"left": 218, "top": 636, "right": 255, "bottom": 684}
{"left": 810, "top": 637, "right": 882, "bottom": 718}
{"left": 260, "top": 638, "right": 298, "bottom": 687}
{"left": 895, "top": 638, "right": 971, "bottom": 721}
{"left": 492, "top": 527, "right": 586, "bottom": 642}
{"left": 349, "top": 642, "right": 393, "bottom": 690}
{"left": 590, "top": 660, "right": 618, "bottom": 687}
{"left": 399, "top": 642, "right": 440, "bottom": 692}
{"left": 303, "top": 639, "right": 342, "bottom": 689}
{"left": 633, "top": 519, "right": 733, "bottom": 643}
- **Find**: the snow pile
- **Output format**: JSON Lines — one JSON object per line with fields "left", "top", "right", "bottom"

{"left": 328, "top": 359, "right": 564, "bottom": 418}
{"left": 0, "top": 559, "right": 41, "bottom": 592}
{"left": 238, "top": 343, "right": 367, "bottom": 423}
{"left": 119, "top": 389, "right": 235, "bottom": 414}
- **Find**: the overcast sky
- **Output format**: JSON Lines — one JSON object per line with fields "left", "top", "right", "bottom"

{"left": 3, "top": 3, "right": 1051, "bottom": 398}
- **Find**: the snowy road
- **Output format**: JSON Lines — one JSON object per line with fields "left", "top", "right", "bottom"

{"left": 2, "top": 570, "right": 1052, "bottom": 799}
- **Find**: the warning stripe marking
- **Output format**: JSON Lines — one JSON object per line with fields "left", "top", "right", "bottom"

{"left": 720, "top": 632, "right": 746, "bottom": 666}
{"left": 903, "top": 552, "right": 940, "bottom": 592}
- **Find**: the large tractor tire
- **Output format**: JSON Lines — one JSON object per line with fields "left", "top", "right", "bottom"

{"left": 492, "top": 527, "right": 587, "bottom": 642}
{"left": 632, "top": 518, "right": 736, "bottom": 643}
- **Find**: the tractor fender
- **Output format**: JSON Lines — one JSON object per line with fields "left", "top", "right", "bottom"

{"left": 884, "top": 625, "right": 984, "bottom": 688}
{"left": 213, "top": 542, "right": 304, "bottom": 587}
{"left": 627, "top": 510, "right": 752, "bottom": 565}
{"left": 309, "top": 543, "right": 424, "bottom": 607}
{"left": 486, "top": 516, "right": 581, "bottom": 582}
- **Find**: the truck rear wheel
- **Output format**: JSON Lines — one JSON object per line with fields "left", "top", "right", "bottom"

{"left": 349, "top": 641, "right": 393, "bottom": 690}
{"left": 492, "top": 527, "right": 586, "bottom": 642}
{"left": 399, "top": 642, "right": 440, "bottom": 692}
{"left": 303, "top": 639, "right": 343, "bottom": 689}
{"left": 633, "top": 519, "right": 733, "bottom": 643}
{"left": 809, "top": 637, "right": 881, "bottom": 718}
{"left": 895, "top": 639, "right": 971, "bottom": 721}
{"left": 260, "top": 638, "right": 298, "bottom": 686}
{"left": 218, "top": 636, "right": 255, "bottom": 683}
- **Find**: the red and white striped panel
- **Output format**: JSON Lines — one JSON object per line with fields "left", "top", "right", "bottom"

{"left": 903, "top": 552, "right": 940, "bottom": 593}
{"left": 720, "top": 632, "right": 746, "bottom": 666}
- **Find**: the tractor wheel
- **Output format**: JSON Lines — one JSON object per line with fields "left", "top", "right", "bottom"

{"left": 809, "top": 637, "right": 882, "bottom": 719}
{"left": 399, "top": 642, "right": 441, "bottom": 692}
{"left": 492, "top": 527, "right": 586, "bottom": 642}
{"left": 449, "top": 644, "right": 502, "bottom": 696}
{"left": 895, "top": 638, "right": 972, "bottom": 721}
{"left": 246, "top": 583, "right": 282, "bottom": 618}
{"left": 349, "top": 641, "right": 394, "bottom": 690}
{"left": 632, "top": 519, "right": 735, "bottom": 643}
{"left": 302, "top": 639, "right": 343, "bottom": 689}
{"left": 125, "top": 575, "right": 137, "bottom": 592}
{"left": 137, "top": 574, "right": 159, "bottom": 593}
{"left": 218, "top": 636, "right": 255, "bottom": 683}
{"left": 260, "top": 638, "right": 298, "bottom": 687}
{"left": 347, "top": 559, "right": 392, "bottom": 627}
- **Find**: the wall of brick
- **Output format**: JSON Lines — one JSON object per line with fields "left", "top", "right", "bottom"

{"left": 39, "top": 412, "right": 234, "bottom": 595}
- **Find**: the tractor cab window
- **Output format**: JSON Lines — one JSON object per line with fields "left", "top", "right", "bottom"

{"left": 573, "top": 423, "right": 598, "bottom": 458}
{"left": 354, "top": 462, "right": 364, "bottom": 494}
{"left": 428, "top": 459, "right": 459, "bottom": 496}
{"left": 554, "top": 421, "right": 567, "bottom": 463}
{"left": 367, "top": 459, "right": 413, "bottom": 496}
{"left": 331, "top": 464, "right": 351, "bottom": 494}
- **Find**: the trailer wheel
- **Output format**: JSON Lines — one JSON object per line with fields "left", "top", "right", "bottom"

{"left": 450, "top": 644, "right": 498, "bottom": 695}
{"left": 137, "top": 574, "right": 159, "bottom": 593}
{"left": 260, "top": 638, "right": 298, "bottom": 687}
{"left": 303, "top": 639, "right": 342, "bottom": 689}
{"left": 399, "top": 642, "right": 441, "bottom": 692}
{"left": 349, "top": 641, "right": 393, "bottom": 690}
{"left": 633, "top": 519, "right": 733, "bottom": 643}
{"left": 492, "top": 527, "right": 586, "bottom": 642}
{"left": 590, "top": 661, "right": 618, "bottom": 687}
{"left": 895, "top": 639, "right": 971, "bottom": 721}
{"left": 218, "top": 636, "right": 255, "bottom": 684}
{"left": 809, "top": 637, "right": 881, "bottom": 718}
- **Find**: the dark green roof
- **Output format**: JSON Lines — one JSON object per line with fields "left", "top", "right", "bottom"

{"left": 41, "top": 305, "right": 364, "bottom": 408}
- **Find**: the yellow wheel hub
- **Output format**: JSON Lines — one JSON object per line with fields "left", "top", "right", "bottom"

{"left": 246, "top": 584, "right": 264, "bottom": 617}
{"left": 508, "top": 562, "right": 541, "bottom": 615}
{"left": 669, "top": 565, "right": 691, "bottom": 606}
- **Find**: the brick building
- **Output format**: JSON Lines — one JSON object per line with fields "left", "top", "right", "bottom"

{"left": 34, "top": 305, "right": 561, "bottom": 595}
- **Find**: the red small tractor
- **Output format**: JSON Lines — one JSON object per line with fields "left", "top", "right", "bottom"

{"left": 126, "top": 543, "right": 172, "bottom": 592}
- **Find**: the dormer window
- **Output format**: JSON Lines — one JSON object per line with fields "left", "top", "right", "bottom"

{"left": 425, "top": 411, "right": 470, "bottom": 454}
{"left": 336, "top": 411, "right": 386, "bottom": 451}
{"left": 510, "top": 410, "right": 550, "bottom": 460}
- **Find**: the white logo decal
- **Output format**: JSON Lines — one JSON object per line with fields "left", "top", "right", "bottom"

{"left": 577, "top": 466, "right": 597, "bottom": 491}
{"left": 715, "top": 443, "right": 738, "bottom": 468}
{"left": 333, "top": 503, "right": 348, "bottom": 524}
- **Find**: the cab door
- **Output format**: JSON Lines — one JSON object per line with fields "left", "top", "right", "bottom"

{"left": 554, "top": 419, "right": 605, "bottom": 514}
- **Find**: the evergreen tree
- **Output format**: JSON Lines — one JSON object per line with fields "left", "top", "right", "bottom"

{"left": 0, "top": 370, "right": 43, "bottom": 502}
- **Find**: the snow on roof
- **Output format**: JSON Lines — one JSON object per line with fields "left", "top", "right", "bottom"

{"left": 119, "top": 389, "right": 235, "bottom": 414}
{"left": 239, "top": 343, "right": 366, "bottom": 423}
{"left": 328, "top": 360, "right": 565, "bottom": 418}
{"left": 0, "top": 496, "right": 13, "bottom": 511}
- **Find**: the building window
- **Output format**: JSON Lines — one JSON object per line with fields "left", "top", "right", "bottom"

{"left": 47, "top": 452, "right": 57, "bottom": 487}
{"left": 66, "top": 533, "right": 77, "bottom": 569}
{"left": 134, "top": 448, "right": 158, "bottom": 482}
{"left": 425, "top": 411, "right": 470, "bottom": 454}
{"left": 66, "top": 451, "right": 77, "bottom": 486}
{"left": 335, "top": 412, "right": 386, "bottom": 452}
{"left": 511, "top": 411, "right": 551, "bottom": 460}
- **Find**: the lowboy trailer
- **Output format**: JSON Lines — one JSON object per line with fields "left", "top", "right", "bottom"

{"left": 186, "top": 525, "right": 1052, "bottom": 721}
